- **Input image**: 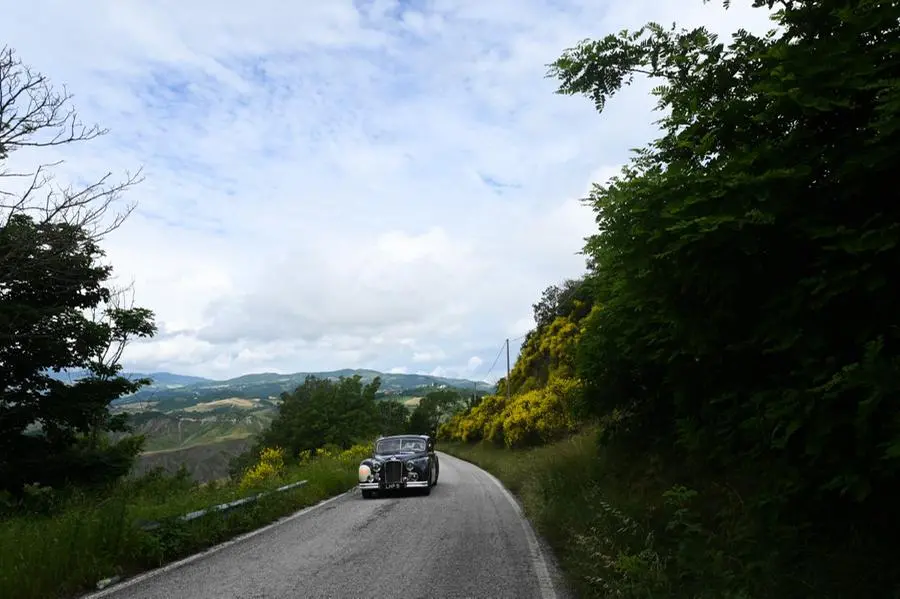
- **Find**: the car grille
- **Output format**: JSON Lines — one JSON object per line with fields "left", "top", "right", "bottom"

{"left": 384, "top": 460, "right": 402, "bottom": 484}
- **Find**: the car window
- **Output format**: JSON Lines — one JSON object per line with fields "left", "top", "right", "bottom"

{"left": 376, "top": 438, "right": 426, "bottom": 453}
{"left": 376, "top": 439, "right": 401, "bottom": 453}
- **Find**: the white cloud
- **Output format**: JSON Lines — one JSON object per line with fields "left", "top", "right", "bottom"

{"left": 3, "top": 0, "right": 776, "bottom": 380}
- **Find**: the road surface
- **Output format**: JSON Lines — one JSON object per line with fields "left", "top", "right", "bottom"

{"left": 84, "top": 452, "right": 570, "bottom": 599}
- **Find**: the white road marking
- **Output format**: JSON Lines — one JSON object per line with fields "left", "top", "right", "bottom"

{"left": 438, "top": 452, "right": 559, "bottom": 599}
{"left": 80, "top": 488, "right": 356, "bottom": 599}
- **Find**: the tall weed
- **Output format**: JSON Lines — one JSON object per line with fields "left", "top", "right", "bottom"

{"left": 0, "top": 451, "right": 358, "bottom": 599}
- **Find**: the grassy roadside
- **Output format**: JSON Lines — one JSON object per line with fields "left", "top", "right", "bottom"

{"left": 444, "top": 429, "right": 897, "bottom": 598}
{"left": 0, "top": 449, "right": 364, "bottom": 599}
{"left": 441, "top": 429, "right": 757, "bottom": 599}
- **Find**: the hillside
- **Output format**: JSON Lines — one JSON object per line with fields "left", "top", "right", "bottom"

{"left": 50, "top": 368, "right": 494, "bottom": 410}
{"left": 102, "top": 367, "right": 492, "bottom": 463}
{"left": 133, "top": 437, "right": 255, "bottom": 483}
{"left": 123, "top": 407, "right": 276, "bottom": 452}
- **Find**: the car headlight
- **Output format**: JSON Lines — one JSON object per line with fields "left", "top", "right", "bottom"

{"left": 358, "top": 464, "right": 371, "bottom": 482}
{"left": 406, "top": 457, "right": 428, "bottom": 471}
{"left": 371, "top": 461, "right": 381, "bottom": 472}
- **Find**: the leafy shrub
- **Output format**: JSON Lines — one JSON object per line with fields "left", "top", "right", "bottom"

{"left": 239, "top": 447, "right": 285, "bottom": 491}
{"left": 501, "top": 377, "right": 581, "bottom": 448}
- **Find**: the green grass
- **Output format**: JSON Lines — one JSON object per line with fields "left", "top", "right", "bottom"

{"left": 443, "top": 429, "right": 900, "bottom": 599}
{"left": 0, "top": 454, "right": 359, "bottom": 599}
{"left": 442, "top": 430, "right": 617, "bottom": 598}
{"left": 441, "top": 429, "right": 769, "bottom": 599}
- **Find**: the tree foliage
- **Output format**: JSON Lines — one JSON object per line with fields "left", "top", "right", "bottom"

{"left": 441, "top": 280, "right": 593, "bottom": 447}
{"left": 531, "top": 278, "right": 589, "bottom": 332}
{"left": 407, "top": 389, "right": 463, "bottom": 435}
{"left": 0, "top": 48, "right": 155, "bottom": 495}
{"left": 0, "top": 213, "right": 156, "bottom": 496}
{"left": 257, "top": 375, "right": 384, "bottom": 457}
{"left": 550, "top": 0, "right": 900, "bottom": 499}
{"left": 539, "top": 0, "right": 900, "bottom": 594}
{"left": 447, "top": 0, "right": 900, "bottom": 593}
{"left": 376, "top": 399, "right": 411, "bottom": 436}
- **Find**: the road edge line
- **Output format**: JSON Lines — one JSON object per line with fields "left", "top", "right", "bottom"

{"left": 437, "top": 451, "right": 559, "bottom": 599}
{"left": 80, "top": 487, "right": 357, "bottom": 598}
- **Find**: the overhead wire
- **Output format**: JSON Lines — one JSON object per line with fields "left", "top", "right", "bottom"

{"left": 481, "top": 341, "right": 506, "bottom": 382}
{"left": 475, "top": 331, "right": 529, "bottom": 387}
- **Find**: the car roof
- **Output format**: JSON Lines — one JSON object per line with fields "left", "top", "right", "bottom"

{"left": 377, "top": 434, "right": 430, "bottom": 440}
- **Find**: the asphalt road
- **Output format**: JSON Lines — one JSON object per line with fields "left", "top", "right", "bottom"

{"left": 84, "top": 452, "right": 571, "bottom": 599}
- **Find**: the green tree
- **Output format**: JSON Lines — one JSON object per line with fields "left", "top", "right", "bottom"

{"left": 376, "top": 399, "right": 410, "bottom": 436}
{"left": 549, "top": 0, "right": 900, "bottom": 594}
{"left": 0, "top": 47, "right": 155, "bottom": 494}
{"left": 260, "top": 375, "right": 382, "bottom": 456}
{"left": 530, "top": 278, "right": 590, "bottom": 332}
{"left": 0, "top": 216, "right": 156, "bottom": 493}
{"left": 408, "top": 389, "right": 462, "bottom": 435}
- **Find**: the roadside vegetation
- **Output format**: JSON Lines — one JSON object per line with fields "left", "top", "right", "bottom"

{"left": 0, "top": 47, "right": 394, "bottom": 599}
{"left": 0, "top": 445, "right": 369, "bottom": 599}
{"left": 441, "top": 1, "right": 900, "bottom": 597}
{"left": 5, "top": 1, "right": 898, "bottom": 598}
{"left": 0, "top": 44, "right": 468, "bottom": 592}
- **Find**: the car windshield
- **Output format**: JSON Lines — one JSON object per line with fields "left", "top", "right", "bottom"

{"left": 376, "top": 438, "right": 426, "bottom": 454}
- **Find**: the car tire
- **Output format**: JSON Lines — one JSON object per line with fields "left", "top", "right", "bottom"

{"left": 362, "top": 489, "right": 375, "bottom": 499}
{"left": 421, "top": 465, "right": 433, "bottom": 496}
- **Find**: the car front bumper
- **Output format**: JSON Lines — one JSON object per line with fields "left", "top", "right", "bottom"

{"left": 359, "top": 480, "right": 429, "bottom": 490}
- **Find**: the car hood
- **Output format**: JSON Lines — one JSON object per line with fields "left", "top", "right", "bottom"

{"left": 370, "top": 451, "right": 427, "bottom": 462}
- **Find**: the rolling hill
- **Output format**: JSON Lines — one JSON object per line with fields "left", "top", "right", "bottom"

{"left": 49, "top": 368, "right": 494, "bottom": 409}
{"left": 83, "top": 367, "right": 494, "bottom": 481}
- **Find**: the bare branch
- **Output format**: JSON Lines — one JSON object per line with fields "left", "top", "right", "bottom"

{"left": 0, "top": 46, "right": 104, "bottom": 156}
{"left": 95, "top": 279, "right": 138, "bottom": 370}
{"left": 0, "top": 45, "right": 143, "bottom": 240}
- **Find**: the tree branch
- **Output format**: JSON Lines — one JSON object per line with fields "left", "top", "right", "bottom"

{"left": 0, "top": 45, "right": 143, "bottom": 240}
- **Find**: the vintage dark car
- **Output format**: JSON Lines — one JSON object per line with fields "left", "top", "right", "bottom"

{"left": 358, "top": 434, "right": 439, "bottom": 498}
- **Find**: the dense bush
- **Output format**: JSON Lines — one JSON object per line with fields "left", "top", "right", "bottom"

{"left": 445, "top": 0, "right": 900, "bottom": 596}
{"left": 440, "top": 292, "right": 593, "bottom": 447}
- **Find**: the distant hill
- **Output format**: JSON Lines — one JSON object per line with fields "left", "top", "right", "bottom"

{"left": 48, "top": 367, "right": 493, "bottom": 468}
{"left": 48, "top": 367, "right": 495, "bottom": 408}
{"left": 46, "top": 369, "right": 211, "bottom": 389}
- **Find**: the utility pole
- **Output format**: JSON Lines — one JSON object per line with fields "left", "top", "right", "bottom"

{"left": 472, "top": 381, "right": 477, "bottom": 406}
{"left": 505, "top": 338, "right": 511, "bottom": 403}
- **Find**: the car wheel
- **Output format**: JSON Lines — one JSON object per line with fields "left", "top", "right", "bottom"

{"left": 421, "top": 465, "right": 433, "bottom": 496}
{"left": 362, "top": 489, "right": 375, "bottom": 499}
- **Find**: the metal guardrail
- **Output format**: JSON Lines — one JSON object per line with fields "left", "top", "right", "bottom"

{"left": 135, "top": 479, "right": 308, "bottom": 531}
{"left": 94, "top": 479, "right": 309, "bottom": 591}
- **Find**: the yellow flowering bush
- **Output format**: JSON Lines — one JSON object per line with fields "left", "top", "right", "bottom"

{"left": 501, "top": 377, "right": 581, "bottom": 448}
{"left": 439, "top": 305, "right": 593, "bottom": 446}
{"left": 239, "top": 446, "right": 285, "bottom": 491}
{"left": 460, "top": 395, "right": 506, "bottom": 442}
{"left": 338, "top": 444, "right": 372, "bottom": 465}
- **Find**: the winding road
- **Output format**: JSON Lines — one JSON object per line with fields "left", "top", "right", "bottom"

{"left": 84, "top": 452, "right": 571, "bottom": 599}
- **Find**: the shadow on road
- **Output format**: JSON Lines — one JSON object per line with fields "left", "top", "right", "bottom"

{"left": 362, "top": 487, "right": 435, "bottom": 500}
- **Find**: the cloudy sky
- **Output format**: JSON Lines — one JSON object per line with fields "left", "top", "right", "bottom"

{"left": 4, "top": 0, "right": 774, "bottom": 382}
